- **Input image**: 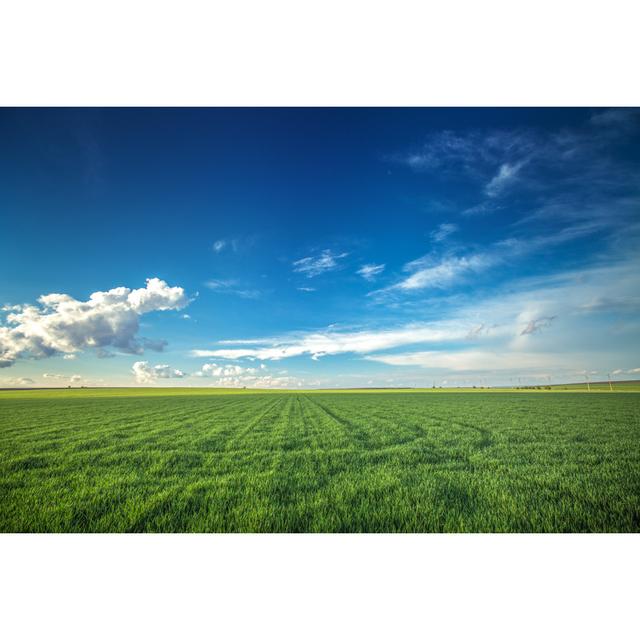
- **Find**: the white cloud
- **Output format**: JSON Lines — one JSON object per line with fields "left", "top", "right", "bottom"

{"left": 125, "top": 278, "right": 188, "bottom": 314}
{"left": 0, "top": 278, "right": 189, "bottom": 367}
{"left": 357, "top": 264, "right": 385, "bottom": 281}
{"left": 365, "top": 350, "right": 560, "bottom": 372}
{"left": 191, "top": 323, "right": 471, "bottom": 361}
{"left": 132, "top": 361, "right": 187, "bottom": 383}
{"left": 204, "top": 279, "right": 261, "bottom": 299}
{"left": 389, "top": 130, "right": 535, "bottom": 178}
{"left": 190, "top": 252, "right": 640, "bottom": 380}
{"left": 374, "top": 221, "right": 607, "bottom": 297}
{"left": 42, "top": 372, "right": 84, "bottom": 383}
{"left": 293, "top": 250, "right": 348, "bottom": 278}
{"left": 462, "top": 202, "right": 503, "bottom": 217}
{"left": 485, "top": 161, "right": 525, "bottom": 197}
{"left": 212, "top": 237, "right": 251, "bottom": 254}
{"left": 63, "top": 354, "right": 77, "bottom": 360}
{"left": 393, "top": 253, "right": 496, "bottom": 292}
{"left": 194, "top": 362, "right": 301, "bottom": 388}
{"left": 0, "top": 377, "right": 35, "bottom": 387}
{"left": 196, "top": 363, "right": 247, "bottom": 377}
{"left": 204, "top": 279, "right": 235, "bottom": 290}
{"left": 430, "top": 223, "right": 458, "bottom": 243}
{"left": 297, "top": 287, "right": 316, "bottom": 292}
{"left": 389, "top": 119, "right": 640, "bottom": 213}
{"left": 589, "top": 108, "right": 639, "bottom": 130}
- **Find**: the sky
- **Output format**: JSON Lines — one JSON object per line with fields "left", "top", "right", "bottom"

{"left": 1, "top": 107, "right": 639, "bottom": 388}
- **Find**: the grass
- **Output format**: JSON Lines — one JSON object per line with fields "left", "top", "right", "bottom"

{"left": 1, "top": 388, "right": 639, "bottom": 532}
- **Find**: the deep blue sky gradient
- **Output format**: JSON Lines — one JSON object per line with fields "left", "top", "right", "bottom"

{"left": 1, "top": 108, "right": 639, "bottom": 387}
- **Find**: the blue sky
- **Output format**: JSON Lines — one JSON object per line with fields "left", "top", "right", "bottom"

{"left": 1, "top": 108, "right": 639, "bottom": 387}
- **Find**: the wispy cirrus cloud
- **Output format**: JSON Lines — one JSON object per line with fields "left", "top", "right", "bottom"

{"left": 388, "top": 129, "right": 534, "bottom": 180}
{"left": 461, "top": 202, "right": 503, "bottom": 217}
{"left": 589, "top": 108, "right": 640, "bottom": 131}
{"left": 357, "top": 263, "right": 385, "bottom": 281}
{"left": 211, "top": 236, "right": 257, "bottom": 254}
{"left": 365, "top": 350, "right": 559, "bottom": 372}
{"left": 204, "top": 279, "right": 261, "bottom": 299}
{"left": 190, "top": 251, "right": 640, "bottom": 380}
{"left": 373, "top": 220, "right": 612, "bottom": 298}
{"left": 191, "top": 323, "right": 472, "bottom": 361}
{"left": 485, "top": 160, "right": 526, "bottom": 197}
{"left": 430, "top": 223, "right": 459, "bottom": 243}
{"left": 391, "top": 253, "right": 496, "bottom": 292}
{"left": 389, "top": 110, "right": 640, "bottom": 212}
{"left": 293, "top": 249, "right": 348, "bottom": 278}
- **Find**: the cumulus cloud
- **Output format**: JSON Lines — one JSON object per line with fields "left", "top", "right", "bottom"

{"left": 125, "top": 278, "right": 188, "bottom": 314}
{"left": 140, "top": 338, "right": 169, "bottom": 352}
{"left": 0, "top": 278, "right": 189, "bottom": 367}
{"left": 194, "top": 362, "right": 301, "bottom": 388}
{"left": 212, "top": 240, "right": 227, "bottom": 253}
{"left": 132, "top": 361, "right": 187, "bottom": 383}
{"left": 357, "top": 264, "right": 385, "bottom": 281}
{"left": 196, "top": 363, "right": 247, "bottom": 377}
{"left": 42, "top": 372, "right": 84, "bottom": 382}
{"left": 293, "top": 250, "right": 348, "bottom": 278}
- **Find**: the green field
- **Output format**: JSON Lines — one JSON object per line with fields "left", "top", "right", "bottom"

{"left": 1, "top": 388, "right": 639, "bottom": 532}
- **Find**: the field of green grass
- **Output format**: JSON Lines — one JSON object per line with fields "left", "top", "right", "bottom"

{"left": 1, "top": 388, "right": 639, "bottom": 532}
